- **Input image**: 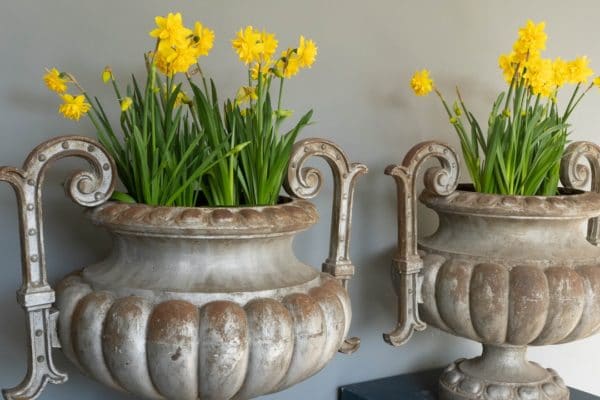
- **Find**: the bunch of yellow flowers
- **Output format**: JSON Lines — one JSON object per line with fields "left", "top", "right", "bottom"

{"left": 497, "top": 20, "right": 597, "bottom": 97}
{"left": 407, "top": 19, "right": 600, "bottom": 197}
{"left": 232, "top": 26, "right": 317, "bottom": 83}
{"left": 150, "top": 12, "right": 215, "bottom": 76}
{"left": 42, "top": 68, "right": 90, "bottom": 120}
{"left": 42, "top": 12, "right": 319, "bottom": 207}
{"left": 411, "top": 20, "right": 600, "bottom": 99}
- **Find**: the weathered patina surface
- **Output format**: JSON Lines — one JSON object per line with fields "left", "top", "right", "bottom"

{"left": 385, "top": 140, "right": 600, "bottom": 400}
{"left": 1, "top": 136, "right": 366, "bottom": 400}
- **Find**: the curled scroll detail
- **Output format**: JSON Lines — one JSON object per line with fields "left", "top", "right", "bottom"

{"left": 1, "top": 136, "right": 115, "bottom": 400}
{"left": 383, "top": 141, "right": 459, "bottom": 346}
{"left": 560, "top": 141, "right": 600, "bottom": 246}
{"left": 285, "top": 138, "right": 367, "bottom": 354}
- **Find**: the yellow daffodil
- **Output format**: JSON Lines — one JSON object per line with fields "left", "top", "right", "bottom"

{"left": 276, "top": 49, "right": 300, "bottom": 79}
{"left": 260, "top": 31, "right": 278, "bottom": 60}
{"left": 102, "top": 66, "right": 113, "bottom": 84}
{"left": 44, "top": 68, "right": 68, "bottom": 94}
{"left": 513, "top": 20, "right": 547, "bottom": 62}
{"left": 498, "top": 53, "right": 518, "bottom": 83}
{"left": 251, "top": 59, "right": 273, "bottom": 80}
{"left": 552, "top": 58, "right": 569, "bottom": 88}
{"left": 120, "top": 97, "right": 133, "bottom": 112}
{"left": 594, "top": 76, "right": 600, "bottom": 88}
{"left": 58, "top": 94, "right": 91, "bottom": 121}
{"left": 526, "top": 58, "right": 555, "bottom": 97}
{"left": 567, "top": 56, "right": 594, "bottom": 84}
{"left": 192, "top": 22, "right": 215, "bottom": 57}
{"left": 232, "top": 26, "right": 263, "bottom": 64}
{"left": 170, "top": 45, "right": 198, "bottom": 74}
{"left": 235, "top": 86, "right": 258, "bottom": 105}
{"left": 297, "top": 36, "right": 317, "bottom": 69}
{"left": 174, "top": 91, "right": 191, "bottom": 106}
{"left": 153, "top": 48, "right": 172, "bottom": 76}
{"left": 150, "top": 12, "right": 192, "bottom": 49}
{"left": 154, "top": 43, "right": 197, "bottom": 76}
{"left": 410, "top": 69, "right": 434, "bottom": 96}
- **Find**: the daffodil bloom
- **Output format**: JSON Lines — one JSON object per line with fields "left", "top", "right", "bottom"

{"left": 552, "top": 58, "right": 569, "bottom": 88}
{"left": 102, "top": 66, "right": 113, "bottom": 84}
{"left": 526, "top": 58, "right": 555, "bottom": 97}
{"left": 276, "top": 49, "right": 300, "bottom": 79}
{"left": 44, "top": 68, "right": 68, "bottom": 94}
{"left": 498, "top": 52, "right": 518, "bottom": 83}
{"left": 235, "top": 86, "right": 258, "bottom": 105}
{"left": 260, "top": 31, "right": 278, "bottom": 60}
{"left": 410, "top": 69, "right": 434, "bottom": 96}
{"left": 297, "top": 36, "right": 317, "bottom": 68}
{"left": 232, "top": 26, "right": 263, "bottom": 64}
{"left": 594, "top": 76, "right": 600, "bottom": 88}
{"left": 175, "top": 91, "right": 191, "bottom": 106}
{"left": 153, "top": 49, "right": 172, "bottom": 76}
{"left": 154, "top": 43, "right": 197, "bottom": 76}
{"left": 251, "top": 59, "right": 273, "bottom": 80}
{"left": 121, "top": 97, "right": 133, "bottom": 112}
{"left": 58, "top": 94, "right": 91, "bottom": 120}
{"left": 567, "top": 56, "right": 594, "bottom": 84}
{"left": 169, "top": 45, "right": 198, "bottom": 74}
{"left": 513, "top": 20, "right": 547, "bottom": 62}
{"left": 192, "top": 22, "right": 215, "bottom": 57}
{"left": 150, "top": 13, "right": 192, "bottom": 49}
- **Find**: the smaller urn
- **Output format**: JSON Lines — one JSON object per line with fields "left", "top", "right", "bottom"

{"left": 384, "top": 140, "right": 600, "bottom": 400}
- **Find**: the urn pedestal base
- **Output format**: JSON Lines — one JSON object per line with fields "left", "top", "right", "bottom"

{"left": 439, "top": 345, "right": 569, "bottom": 400}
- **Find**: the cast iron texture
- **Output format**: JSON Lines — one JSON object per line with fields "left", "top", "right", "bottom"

{"left": 0, "top": 136, "right": 116, "bottom": 400}
{"left": 1, "top": 136, "right": 366, "bottom": 400}
{"left": 384, "top": 140, "right": 600, "bottom": 400}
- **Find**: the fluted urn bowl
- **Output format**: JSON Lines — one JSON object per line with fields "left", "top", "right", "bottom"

{"left": 55, "top": 198, "right": 351, "bottom": 400}
{"left": 418, "top": 185, "right": 600, "bottom": 400}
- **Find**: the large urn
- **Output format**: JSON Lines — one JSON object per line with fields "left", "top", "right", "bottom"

{"left": 0, "top": 136, "right": 366, "bottom": 400}
{"left": 384, "top": 141, "right": 600, "bottom": 400}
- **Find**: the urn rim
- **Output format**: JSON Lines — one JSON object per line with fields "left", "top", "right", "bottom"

{"left": 420, "top": 183, "right": 600, "bottom": 218}
{"left": 87, "top": 196, "right": 319, "bottom": 238}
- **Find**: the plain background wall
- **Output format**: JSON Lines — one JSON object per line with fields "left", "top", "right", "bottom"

{"left": 1, "top": 1, "right": 599, "bottom": 399}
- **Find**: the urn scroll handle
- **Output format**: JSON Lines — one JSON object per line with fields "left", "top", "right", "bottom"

{"left": 284, "top": 138, "right": 368, "bottom": 354}
{"left": 383, "top": 141, "right": 459, "bottom": 346}
{"left": 560, "top": 141, "right": 600, "bottom": 245}
{"left": 0, "top": 136, "right": 116, "bottom": 400}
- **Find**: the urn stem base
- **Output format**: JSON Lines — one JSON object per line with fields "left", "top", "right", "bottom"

{"left": 439, "top": 345, "right": 569, "bottom": 400}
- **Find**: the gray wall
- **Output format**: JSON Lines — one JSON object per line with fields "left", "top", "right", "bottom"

{"left": 1, "top": 1, "right": 599, "bottom": 399}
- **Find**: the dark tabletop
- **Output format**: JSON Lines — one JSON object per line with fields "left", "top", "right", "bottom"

{"left": 339, "top": 368, "right": 598, "bottom": 400}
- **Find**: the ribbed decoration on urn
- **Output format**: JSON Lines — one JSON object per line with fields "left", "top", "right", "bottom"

{"left": 418, "top": 186, "right": 600, "bottom": 348}
{"left": 55, "top": 199, "right": 352, "bottom": 400}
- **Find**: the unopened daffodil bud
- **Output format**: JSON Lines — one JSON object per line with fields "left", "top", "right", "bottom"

{"left": 102, "top": 66, "right": 113, "bottom": 84}
{"left": 453, "top": 101, "right": 462, "bottom": 116}
{"left": 121, "top": 97, "right": 133, "bottom": 112}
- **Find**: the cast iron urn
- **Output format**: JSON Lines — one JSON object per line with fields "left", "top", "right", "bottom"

{"left": 0, "top": 136, "right": 366, "bottom": 400}
{"left": 384, "top": 140, "right": 600, "bottom": 400}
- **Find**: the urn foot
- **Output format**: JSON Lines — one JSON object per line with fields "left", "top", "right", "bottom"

{"left": 439, "top": 345, "right": 569, "bottom": 400}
